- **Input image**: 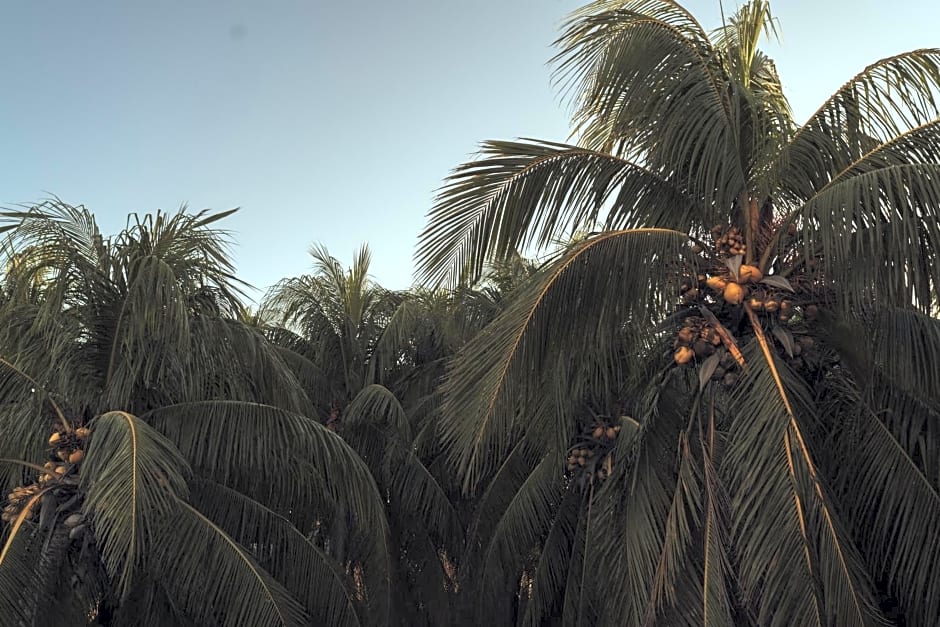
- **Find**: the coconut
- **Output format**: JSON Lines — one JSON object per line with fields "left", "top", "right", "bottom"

{"left": 764, "top": 299, "right": 780, "bottom": 313}
{"left": 739, "top": 265, "right": 763, "bottom": 283}
{"left": 605, "top": 427, "right": 617, "bottom": 440}
{"left": 75, "top": 427, "right": 91, "bottom": 439}
{"left": 592, "top": 426, "right": 605, "bottom": 439}
{"left": 706, "top": 276, "right": 728, "bottom": 292}
{"left": 48, "top": 432, "right": 62, "bottom": 446}
{"left": 677, "top": 327, "right": 696, "bottom": 345}
{"left": 693, "top": 339, "right": 714, "bottom": 357}
{"left": 723, "top": 282, "right": 745, "bottom": 305}
{"left": 674, "top": 346, "right": 694, "bottom": 365}
{"left": 68, "top": 450, "right": 84, "bottom": 464}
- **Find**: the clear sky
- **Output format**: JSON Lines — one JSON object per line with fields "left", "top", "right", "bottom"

{"left": 1, "top": 1, "right": 938, "bottom": 298}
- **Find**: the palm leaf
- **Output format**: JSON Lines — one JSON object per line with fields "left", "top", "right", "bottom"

{"left": 143, "top": 400, "right": 392, "bottom": 617}
{"left": 156, "top": 497, "right": 308, "bottom": 627}
{"left": 415, "top": 139, "right": 696, "bottom": 285}
{"left": 438, "top": 228, "right": 692, "bottom": 491}
{"left": 551, "top": 2, "right": 747, "bottom": 210}
{"left": 189, "top": 479, "right": 363, "bottom": 627}
{"left": 777, "top": 49, "right": 940, "bottom": 199}
{"left": 80, "top": 410, "right": 191, "bottom": 599}
{"left": 0, "top": 493, "right": 56, "bottom": 624}
{"left": 519, "top": 489, "right": 581, "bottom": 627}
{"left": 795, "top": 163, "right": 940, "bottom": 309}
{"left": 726, "top": 331, "right": 883, "bottom": 626}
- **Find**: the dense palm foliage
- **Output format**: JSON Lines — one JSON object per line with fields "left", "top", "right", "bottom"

{"left": 417, "top": 1, "right": 940, "bottom": 625}
{"left": 0, "top": 203, "right": 390, "bottom": 625}
{"left": 3, "top": 1, "right": 940, "bottom": 626}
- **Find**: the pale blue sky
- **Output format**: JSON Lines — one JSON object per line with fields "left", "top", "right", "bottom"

{"left": 1, "top": 1, "right": 937, "bottom": 297}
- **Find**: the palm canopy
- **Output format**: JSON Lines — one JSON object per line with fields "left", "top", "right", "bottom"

{"left": 417, "top": 1, "right": 940, "bottom": 625}
{"left": 261, "top": 245, "right": 521, "bottom": 625}
{"left": 0, "top": 201, "right": 391, "bottom": 626}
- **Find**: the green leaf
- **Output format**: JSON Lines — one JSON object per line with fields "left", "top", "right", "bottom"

{"left": 157, "top": 497, "right": 309, "bottom": 627}
{"left": 189, "top": 479, "right": 363, "bottom": 627}
{"left": 81, "top": 410, "right": 191, "bottom": 599}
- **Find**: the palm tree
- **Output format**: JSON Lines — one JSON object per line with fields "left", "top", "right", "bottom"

{"left": 262, "top": 246, "right": 488, "bottom": 625}
{"left": 417, "top": 1, "right": 940, "bottom": 625}
{"left": 0, "top": 201, "right": 390, "bottom": 626}
{"left": 263, "top": 245, "right": 544, "bottom": 624}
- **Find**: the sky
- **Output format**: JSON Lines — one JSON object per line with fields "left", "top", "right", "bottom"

{"left": 1, "top": 1, "right": 938, "bottom": 299}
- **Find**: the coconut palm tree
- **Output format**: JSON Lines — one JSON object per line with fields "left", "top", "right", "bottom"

{"left": 417, "top": 1, "right": 940, "bottom": 625}
{"left": 0, "top": 201, "right": 390, "bottom": 626}
{"left": 262, "top": 246, "right": 540, "bottom": 624}
{"left": 261, "top": 247, "right": 486, "bottom": 625}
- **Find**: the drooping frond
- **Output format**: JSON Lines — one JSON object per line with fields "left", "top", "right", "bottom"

{"left": 344, "top": 386, "right": 463, "bottom": 553}
{"left": 80, "top": 410, "right": 191, "bottom": 599}
{"left": 345, "top": 384, "right": 412, "bottom": 441}
{"left": 476, "top": 455, "right": 565, "bottom": 607}
{"left": 156, "top": 497, "right": 309, "bottom": 627}
{"left": 725, "top": 338, "right": 883, "bottom": 626}
{"left": 518, "top": 489, "right": 581, "bottom": 627}
{"left": 552, "top": 2, "right": 747, "bottom": 208}
{"left": 190, "top": 479, "right": 362, "bottom": 627}
{"left": 0, "top": 496, "right": 59, "bottom": 624}
{"left": 104, "top": 253, "right": 191, "bottom": 406}
{"left": 415, "top": 140, "right": 696, "bottom": 286}
{"left": 591, "top": 377, "right": 696, "bottom": 625}
{"left": 778, "top": 49, "right": 940, "bottom": 198}
{"left": 143, "top": 400, "right": 392, "bottom": 617}
{"left": 820, "top": 373, "right": 940, "bottom": 625}
{"left": 438, "top": 228, "right": 693, "bottom": 491}
{"left": 795, "top": 163, "right": 940, "bottom": 310}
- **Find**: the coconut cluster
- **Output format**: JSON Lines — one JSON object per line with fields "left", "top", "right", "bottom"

{"left": 672, "top": 315, "right": 722, "bottom": 363}
{"left": 711, "top": 225, "right": 746, "bottom": 257}
{"left": 673, "top": 231, "right": 827, "bottom": 386}
{"left": 1, "top": 426, "right": 91, "bottom": 543}
{"left": 565, "top": 421, "right": 621, "bottom": 483}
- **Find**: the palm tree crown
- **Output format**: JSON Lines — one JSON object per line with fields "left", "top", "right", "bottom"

{"left": 417, "top": 1, "right": 940, "bottom": 625}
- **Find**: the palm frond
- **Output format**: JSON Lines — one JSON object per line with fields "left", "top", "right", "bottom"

{"left": 518, "top": 489, "right": 582, "bottom": 627}
{"left": 551, "top": 2, "right": 746, "bottom": 208}
{"left": 591, "top": 376, "right": 694, "bottom": 625}
{"left": 81, "top": 410, "right": 191, "bottom": 599}
{"left": 143, "top": 400, "right": 392, "bottom": 617}
{"left": 438, "top": 228, "right": 692, "bottom": 491}
{"left": 345, "top": 384, "right": 412, "bottom": 441}
{"left": 725, "top": 336, "right": 882, "bottom": 626}
{"left": 0, "top": 495, "right": 59, "bottom": 624}
{"left": 777, "top": 49, "right": 940, "bottom": 198}
{"left": 415, "top": 139, "right": 696, "bottom": 286}
{"left": 156, "top": 497, "right": 309, "bottom": 627}
{"left": 794, "top": 163, "right": 940, "bottom": 310}
{"left": 821, "top": 374, "right": 940, "bottom": 625}
{"left": 104, "top": 253, "right": 190, "bottom": 405}
{"left": 476, "top": 455, "right": 565, "bottom": 611}
{"left": 190, "top": 479, "right": 363, "bottom": 627}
